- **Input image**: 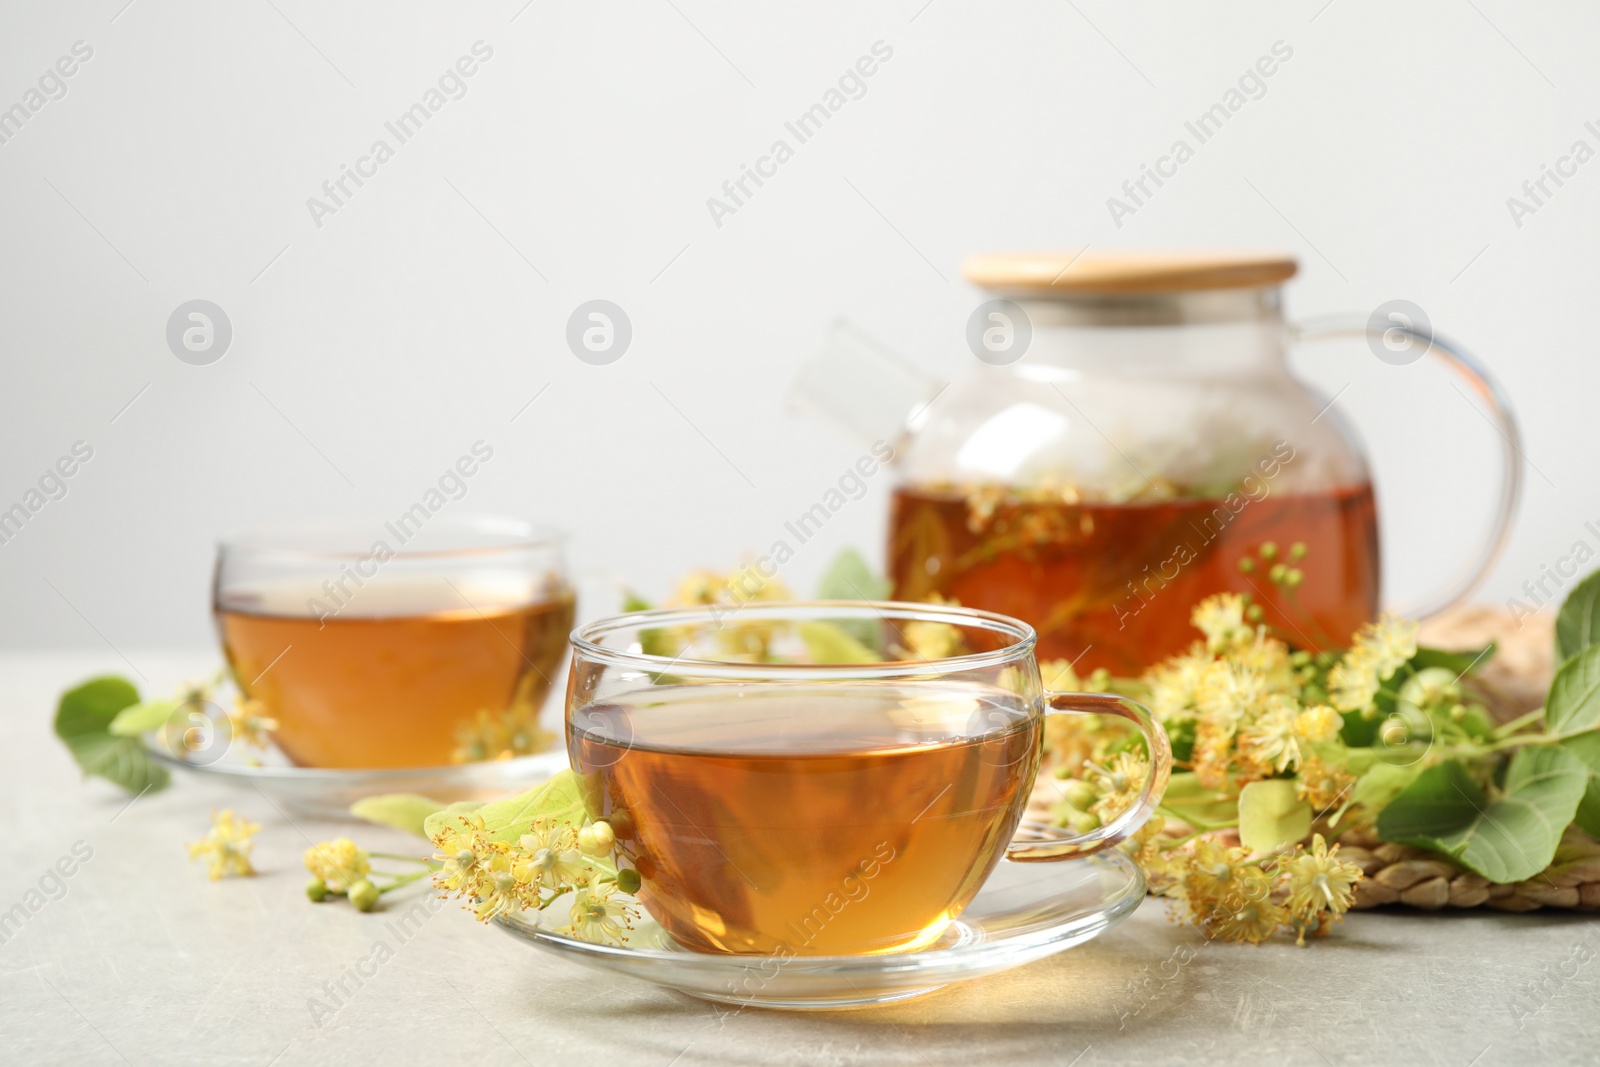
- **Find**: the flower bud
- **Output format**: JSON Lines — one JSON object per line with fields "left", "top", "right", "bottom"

{"left": 1259, "top": 542, "right": 1278, "bottom": 561}
{"left": 1380, "top": 721, "right": 1407, "bottom": 747}
{"left": 1063, "top": 780, "right": 1097, "bottom": 810}
{"left": 1238, "top": 557, "right": 1256, "bottom": 573}
{"left": 615, "top": 868, "right": 643, "bottom": 894}
{"left": 349, "top": 879, "right": 381, "bottom": 912}
{"left": 306, "top": 878, "right": 329, "bottom": 902}
{"left": 578, "top": 821, "right": 617, "bottom": 857}
{"left": 1289, "top": 542, "right": 1307, "bottom": 561}
{"left": 1269, "top": 563, "right": 1288, "bottom": 583}
{"left": 1284, "top": 568, "right": 1304, "bottom": 589}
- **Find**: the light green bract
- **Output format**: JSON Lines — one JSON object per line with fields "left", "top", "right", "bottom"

{"left": 421, "top": 770, "right": 589, "bottom": 843}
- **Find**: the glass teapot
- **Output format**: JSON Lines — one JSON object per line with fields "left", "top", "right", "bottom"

{"left": 793, "top": 251, "right": 1521, "bottom": 675}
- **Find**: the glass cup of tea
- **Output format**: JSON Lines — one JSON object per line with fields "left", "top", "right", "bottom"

{"left": 566, "top": 600, "right": 1171, "bottom": 957}
{"left": 214, "top": 515, "right": 575, "bottom": 769}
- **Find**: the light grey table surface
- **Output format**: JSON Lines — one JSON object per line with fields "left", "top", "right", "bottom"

{"left": 3, "top": 652, "right": 1597, "bottom": 1067}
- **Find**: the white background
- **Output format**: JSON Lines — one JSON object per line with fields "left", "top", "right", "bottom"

{"left": 1, "top": 0, "right": 1594, "bottom": 653}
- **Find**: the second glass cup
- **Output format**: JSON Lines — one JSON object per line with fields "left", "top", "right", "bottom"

{"left": 214, "top": 514, "right": 574, "bottom": 769}
{"left": 565, "top": 600, "right": 1171, "bottom": 957}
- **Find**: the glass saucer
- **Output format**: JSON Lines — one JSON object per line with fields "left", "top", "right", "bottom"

{"left": 146, "top": 744, "right": 570, "bottom": 821}
{"left": 493, "top": 825, "right": 1147, "bottom": 1010}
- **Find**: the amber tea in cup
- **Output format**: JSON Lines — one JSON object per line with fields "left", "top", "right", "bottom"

{"left": 567, "top": 602, "right": 1171, "bottom": 956}
{"left": 215, "top": 516, "right": 573, "bottom": 769}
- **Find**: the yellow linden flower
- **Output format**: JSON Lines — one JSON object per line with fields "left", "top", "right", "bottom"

{"left": 1195, "top": 660, "right": 1269, "bottom": 727}
{"left": 430, "top": 813, "right": 510, "bottom": 899}
{"left": 1327, "top": 616, "right": 1418, "bottom": 713}
{"left": 1293, "top": 705, "right": 1342, "bottom": 744}
{"left": 1191, "top": 593, "right": 1250, "bottom": 653}
{"left": 303, "top": 838, "right": 371, "bottom": 893}
{"left": 1191, "top": 716, "right": 1240, "bottom": 790}
{"left": 1120, "top": 814, "right": 1177, "bottom": 891}
{"left": 515, "top": 820, "right": 591, "bottom": 891}
{"left": 473, "top": 853, "right": 537, "bottom": 922}
{"left": 1089, "top": 751, "right": 1150, "bottom": 822}
{"left": 565, "top": 879, "right": 639, "bottom": 946}
{"left": 1180, "top": 836, "right": 1253, "bottom": 907}
{"left": 227, "top": 697, "right": 278, "bottom": 751}
{"left": 1225, "top": 632, "right": 1296, "bottom": 694}
{"left": 1284, "top": 834, "right": 1363, "bottom": 945}
{"left": 187, "top": 809, "right": 261, "bottom": 880}
{"left": 1204, "top": 875, "right": 1290, "bottom": 945}
{"left": 1295, "top": 752, "right": 1356, "bottom": 813}
{"left": 1236, "top": 695, "right": 1303, "bottom": 774}
{"left": 1145, "top": 649, "right": 1211, "bottom": 725}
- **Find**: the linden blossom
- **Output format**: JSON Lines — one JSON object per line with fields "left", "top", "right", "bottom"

{"left": 306, "top": 40, "right": 495, "bottom": 229}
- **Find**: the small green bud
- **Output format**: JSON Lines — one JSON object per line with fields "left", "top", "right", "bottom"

{"left": 306, "top": 878, "right": 329, "bottom": 903}
{"left": 615, "top": 868, "right": 643, "bottom": 894}
{"left": 1238, "top": 557, "right": 1256, "bottom": 573}
{"left": 1449, "top": 704, "right": 1467, "bottom": 723}
{"left": 349, "top": 879, "right": 380, "bottom": 912}
{"left": 1290, "top": 650, "right": 1312, "bottom": 666}
{"left": 1289, "top": 542, "right": 1307, "bottom": 560}
{"left": 1284, "top": 568, "right": 1304, "bottom": 589}
{"left": 1269, "top": 563, "right": 1288, "bottom": 583}
{"left": 1380, "top": 721, "right": 1407, "bottom": 747}
{"left": 1063, "top": 780, "right": 1097, "bottom": 810}
{"left": 1259, "top": 542, "right": 1278, "bottom": 561}
{"left": 1068, "top": 811, "right": 1101, "bottom": 836}
{"left": 1245, "top": 604, "right": 1264, "bottom": 622}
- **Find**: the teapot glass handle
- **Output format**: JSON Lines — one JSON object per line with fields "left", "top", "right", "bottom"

{"left": 1291, "top": 316, "right": 1524, "bottom": 619}
{"left": 1006, "top": 692, "right": 1172, "bottom": 862}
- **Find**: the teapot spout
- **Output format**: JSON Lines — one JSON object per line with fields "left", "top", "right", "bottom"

{"left": 788, "top": 319, "right": 945, "bottom": 448}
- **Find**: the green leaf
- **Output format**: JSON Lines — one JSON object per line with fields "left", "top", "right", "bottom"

{"left": 1574, "top": 781, "right": 1600, "bottom": 839}
{"left": 350, "top": 793, "right": 445, "bottom": 838}
{"left": 1238, "top": 779, "right": 1312, "bottom": 853}
{"left": 1560, "top": 732, "right": 1600, "bottom": 838}
{"left": 1546, "top": 644, "right": 1600, "bottom": 736}
{"left": 1377, "top": 749, "right": 1587, "bottom": 883}
{"left": 1350, "top": 761, "right": 1425, "bottom": 812}
{"left": 815, "top": 549, "right": 890, "bottom": 647}
{"left": 109, "top": 699, "right": 179, "bottom": 736}
{"left": 422, "top": 771, "right": 586, "bottom": 844}
{"left": 816, "top": 548, "right": 891, "bottom": 602}
{"left": 798, "top": 621, "right": 880, "bottom": 664}
{"left": 1557, "top": 570, "right": 1600, "bottom": 662}
{"left": 54, "top": 676, "right": 169, "bottom": 795}
{"left": 1410, "top": 644, "right": 1496, "bottom": 676}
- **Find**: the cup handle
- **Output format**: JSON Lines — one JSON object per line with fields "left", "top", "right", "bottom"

{"left": 1292, "top": 315, "right": 1524, "bottom": 619}
{"left": 1006, "top": 692, "right": 1172, "bottom": 862}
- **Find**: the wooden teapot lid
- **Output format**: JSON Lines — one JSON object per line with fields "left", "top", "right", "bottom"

{"left": 962, "top": 250, "right": 1298, "bottom": 295}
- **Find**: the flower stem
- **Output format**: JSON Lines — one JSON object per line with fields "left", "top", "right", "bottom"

{"left": 1491, "top": 709, "right": 1547, "bottom": 739}
{"left": 377, "top": 868, "right": 433, "bottom": 895}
